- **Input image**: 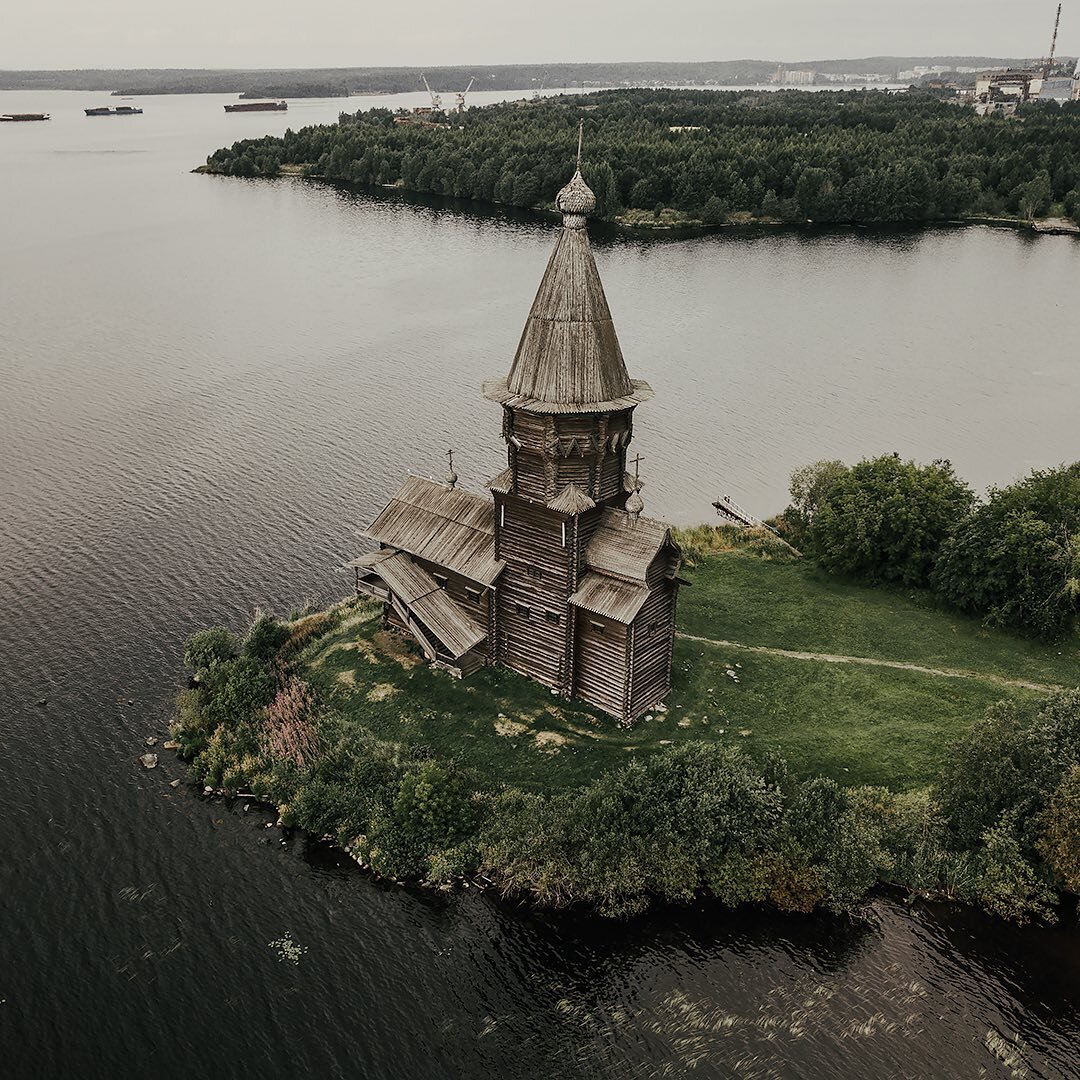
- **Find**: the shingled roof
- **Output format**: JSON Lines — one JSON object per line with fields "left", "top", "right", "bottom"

{"left": 364, "top": 475, "right": 504, "bottom": 586}
{"left": 585, "top": 508, "right": 679, "bottom": 583}
{"left": 484, "top": 168, "right": 653, "bottom": 415}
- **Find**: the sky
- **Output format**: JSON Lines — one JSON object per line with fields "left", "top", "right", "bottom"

{"left": 2, "top": 0, "right": 1073, "bottom": 70}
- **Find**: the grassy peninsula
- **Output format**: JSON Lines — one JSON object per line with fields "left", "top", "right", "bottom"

{"left": 171, "top": 519, "right": 1080, "bottom": 921}
{"left": 200, "top": 88, "right": 1080, "bottom": 228}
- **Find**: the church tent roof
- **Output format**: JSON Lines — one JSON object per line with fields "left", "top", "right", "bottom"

{"left": 483, "top": 166, "right": 652, "bottom": 415}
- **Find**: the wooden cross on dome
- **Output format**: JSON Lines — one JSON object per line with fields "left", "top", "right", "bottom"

{"left": 576, "top": 118, "right": 584, "bottom": 169}
{"left": 445, "top": 448, "right": 458, "bottom": 489}
{"left": 629, "top": 452, "right": 645, "bottom": 490}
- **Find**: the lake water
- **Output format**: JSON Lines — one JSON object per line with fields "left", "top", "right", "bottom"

{"left": 1, "top": 90, "right": 1079, "bottom": 1079}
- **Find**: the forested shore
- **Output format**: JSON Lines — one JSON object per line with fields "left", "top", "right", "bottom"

{"left": 201, "top": 88, "right": 1080, "bottom": 227}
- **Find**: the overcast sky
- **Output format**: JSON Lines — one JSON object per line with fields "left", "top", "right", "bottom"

{"left": 2, "top": 0, "right": 1072, "bottom": 69}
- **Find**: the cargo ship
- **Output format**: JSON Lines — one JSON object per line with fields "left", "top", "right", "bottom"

{"left": 85, "top": 106, "right": 143, "bottom": 116}
{"left": 224, "top": 100, "right": 287, "bottom": 113}
{"left": 1, "top": 113, "right": 50, "bottom": 122}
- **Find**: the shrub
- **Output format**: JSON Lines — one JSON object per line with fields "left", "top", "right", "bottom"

{"left": 244, "top": 612, "right": 291, "bottom": 664}
{"left": 782, "top": 459, "right": 848, "bottom": 547}
{"left": 1038, "top": 765, "right": 1080, "bottom": 892}
{"left": 261, "top": 675, "right": 318, "bottom": 768}
{"left": 367, "top": 761, "right": 479, "bottom": 878}
{"left": 973, "top": 811, "right": 1056, "bottom": 923}
{"left": 935, "top": 691, "right": 1080, "bottom": 850}
{"left": 809, "top": 454, "right": 974, "bottom": 586}
{"left": 200, "top": 656, "right": 276, "bottom": 732}
{"left": 183, "top": 627, "right": 239, "bottom": 673}
{"left": 932, "top": 463, "right": 1080, "bottom": 641}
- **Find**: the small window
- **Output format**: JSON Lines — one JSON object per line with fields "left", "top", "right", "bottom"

{"left": 528, "top": 565, "right": 543, "bottom": 580}
{"left": 465, "top": 586, "right": 482, "bottom": 604}
{"left": 433, "top": 573, "right": 448, "bottom": 589}
{"left": 561, "top": 521, "right": 567, "bottom": 547}
{"left": 545, "top": 611, "right": 561, "bottom": 625}
{"left": 516, "top": 603, "right": 531, "bottom": 619}
{"left": 648, "top": 619, "right": 662, "bottom": 634}
{"left": 589, "top": 620, "right": 606, "bottom": 634}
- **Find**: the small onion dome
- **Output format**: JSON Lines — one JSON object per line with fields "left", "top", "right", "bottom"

{"left": 556, "top": 169, "right": 596, "bottom": 221}
{"left": 625, "top": 488, "right": 645, "bottom": 517}
{"left": 445, "top": 468, "right": 459, "bottom": 489}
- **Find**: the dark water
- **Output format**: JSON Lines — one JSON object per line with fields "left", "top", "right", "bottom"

{"left": 2, "top": 91, "right": 1079, "bottom": 1079}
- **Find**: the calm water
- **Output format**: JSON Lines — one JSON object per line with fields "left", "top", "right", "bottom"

{"left": 1, "top": 90, "right": 1079, "bottom": 1079}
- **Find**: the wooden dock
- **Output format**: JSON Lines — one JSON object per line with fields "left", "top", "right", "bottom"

{"left": 1032, "top": 217, "right": 1080, "bottom": 234}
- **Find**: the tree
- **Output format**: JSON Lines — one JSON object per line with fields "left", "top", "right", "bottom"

{"left": 1038, "top": 765, "right": 1080, "bottom": 893}
{"left": 932, "top": 463, "right": 1080, "bottom": 641}
{"left": 184, "top": 627, "right": 238, "bottom": 673}
{"left": 935, "top": 691, "right": 1080, "bottom": 851}
{"left": 783, "top": 459, "right": 848, "bottom": 546}
{"left": 809, "top": 454, "right": 974, "bottom": 586}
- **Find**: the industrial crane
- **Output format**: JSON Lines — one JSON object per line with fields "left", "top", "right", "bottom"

{"left": 419, "top": 73, "right": 442, "bottom": 111}
{"left": 454, "top": 77, "right": 475, "bottom": 112}
{"left": 1043, "top": 3, "right": 1063, "bottom": 78}
{"left": 531, "top": 72, "right": 548, "bottom": 102}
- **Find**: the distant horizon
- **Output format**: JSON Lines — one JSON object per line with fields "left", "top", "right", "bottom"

{"left": 3, "top": 0, "right": 1074, "bottom": 70}
{"left": 0, "top": 53, "right": 1062, "bottom": 75}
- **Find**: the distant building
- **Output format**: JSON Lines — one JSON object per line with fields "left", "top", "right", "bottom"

{"left": 973, "top": 69, "right": 1045, "bottom": 115}
{"left": 351, "top": 160, "right": 684, "bottom": 723}
{"left": 782, "top": 69, "right": 817, "bottom": 85}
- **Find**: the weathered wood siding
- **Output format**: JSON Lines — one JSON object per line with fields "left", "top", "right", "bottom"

{"left": 503, "top": 406, "right": 635, "bottom": 506}
{"left": 573, "top": 611, "right": 629, "bottom": 718}
{"left": 629, "top": 584, "right": 677, "bottom": 717}
{"left": 494, "top": 494, "right": 574, "bottom": 690}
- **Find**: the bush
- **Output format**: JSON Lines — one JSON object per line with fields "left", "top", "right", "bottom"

{"left": 782, "top": 459, "right": 848, "bottom": 547}
{"left": 936, "top": 691, "right": 1080, "bottom": 850}
{"left": 367, "top": 761, "right": 479, "bottom": 878}
{"left": 183, "top": 627, "right": 239, "bottom": 673}
{"left": 200, "top": 656, "right": 276, "bottom": 732}
{"left": 244, "top": 611, "right": 291, "bottom": 664}
{"left": 1038, "top": 765, "right": 1080, "bottom": 893}
{"left": 932, "top": 463, "right": 1080, "bottom": 641}
{"left": 809, "top": 454, "right": 974, "bottom": 586}
{"left": 973, "top": 811, "right": 1057, "bottom": 923}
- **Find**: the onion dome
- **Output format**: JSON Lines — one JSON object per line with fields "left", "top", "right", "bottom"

{"left": 625, "top": 486, "right": 645, "bottom": 518}
{"left": 555, "top": 169, "right": 596, "bottom": 223}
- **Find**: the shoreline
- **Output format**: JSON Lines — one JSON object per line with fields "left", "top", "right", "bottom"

{"left": 191, "top": 166, "right": 1074, "bottom": 237}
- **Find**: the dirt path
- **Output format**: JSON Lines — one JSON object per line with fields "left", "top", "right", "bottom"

{"left": 675, "top": 632, "right": 1066, "bottom": 693}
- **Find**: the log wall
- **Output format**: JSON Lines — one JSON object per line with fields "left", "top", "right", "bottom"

{"left": 494, "top": 494, "right": 574, "bottom": 690}
{"left": 628, "top": 583, "right": 678, "bottom": 717}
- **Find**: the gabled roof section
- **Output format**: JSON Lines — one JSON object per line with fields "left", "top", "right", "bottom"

{"left": 356, "top": 550, "right": 486, "bottom": 658}
{"left": 548, "top": 483, "right": 596, "bottom": 515}
{"left": 585, "top": 507, "right": 680, "bottom": 583}
{"left": 364, "top": 475, "right": 504, "bottom": 586}
{"left": 569, "top": 573, "right": 652, "bottom": 625}
{"left": 486, "top": 467, "right": 514, "bottom": 494}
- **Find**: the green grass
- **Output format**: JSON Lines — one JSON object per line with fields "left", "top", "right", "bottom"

{"left": 299, "top": 545, "right": 1079, "bottom": 794}
{"left": 678, "top": 549, "right": 1080, "bottom": 690}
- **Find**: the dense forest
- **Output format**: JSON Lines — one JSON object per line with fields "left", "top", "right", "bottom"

{"left": 202, "top": 89, "right": 1080, "bottom": 226}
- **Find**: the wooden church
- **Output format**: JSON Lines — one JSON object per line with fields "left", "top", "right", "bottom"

{"left": 350, "top": 153, "right": 683, "bottom": 723}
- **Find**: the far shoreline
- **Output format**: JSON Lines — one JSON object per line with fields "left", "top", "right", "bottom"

{"left": 191, "top": 164, "right": 1078, "bottom": 238}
